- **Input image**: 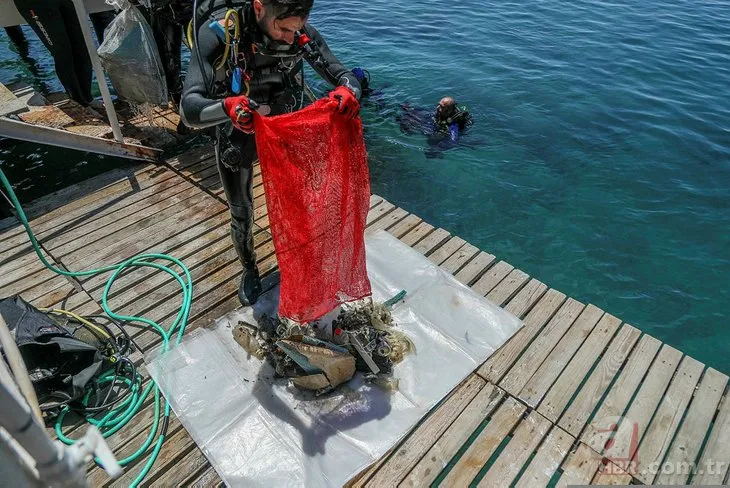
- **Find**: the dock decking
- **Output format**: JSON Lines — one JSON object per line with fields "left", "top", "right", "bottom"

{"left": 1, "top": 146, "right": 729, "bottom": 486}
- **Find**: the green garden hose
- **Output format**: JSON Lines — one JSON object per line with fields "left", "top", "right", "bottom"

{"left": 1, "top": 168, "right": 192, "bottom": 487}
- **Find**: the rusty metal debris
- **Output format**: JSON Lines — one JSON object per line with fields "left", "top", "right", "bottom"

{"left": 232, "top": 296, "right": 414, "bottom": 394}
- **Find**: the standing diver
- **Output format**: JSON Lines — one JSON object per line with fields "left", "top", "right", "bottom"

{"left": 180, "top": 0, "right": 361, "bottom": 306}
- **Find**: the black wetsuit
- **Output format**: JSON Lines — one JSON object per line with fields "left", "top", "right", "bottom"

{"left": 149, "top": 0, "right": 193, "bottom": 106}
{"left": 180, "top": 0, "right": 360, "bottom": 271}
{"left": 12, "top": 0, "right": 114, "bottom": 106}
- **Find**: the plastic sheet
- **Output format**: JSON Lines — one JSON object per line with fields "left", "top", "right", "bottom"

{"left": 97, "top": 0, "right": 168, "bottom": 105}
{"left": 147, "top": 231, "right": 522, "bottom": 487}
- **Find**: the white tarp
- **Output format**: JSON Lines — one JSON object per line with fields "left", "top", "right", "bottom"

{"left": 147, "top": 230, "right": 522, "bottom": 487}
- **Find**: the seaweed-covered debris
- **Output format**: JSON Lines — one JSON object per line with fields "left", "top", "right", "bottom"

{"left": 232, "top": 298, "right": 415, "bottom": 394}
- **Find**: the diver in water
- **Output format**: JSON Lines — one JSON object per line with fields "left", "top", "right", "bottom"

{"left": 180, "top": 0, "right": 361, "bottom": 306}
{"left": 397, "top": 97, "right": 474, "bottom": 158}
{"left": 434, "top": 96, "right": 472, "bottom": 142}
{"left": 398, "top": 97, "right": 472, "bottom": 139}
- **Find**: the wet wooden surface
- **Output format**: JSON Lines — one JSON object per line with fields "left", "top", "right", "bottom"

{"left": 1, "top": 146, "right": 728, "bottom": 486}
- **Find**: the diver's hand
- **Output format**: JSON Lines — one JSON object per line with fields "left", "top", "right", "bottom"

{"left": 223, "top": 96, "right": 255, "bottom": 134}
{"left": 329, "top": 86, "right": 359, "bottom": 119}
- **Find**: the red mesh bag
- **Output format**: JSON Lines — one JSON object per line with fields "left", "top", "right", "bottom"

{"left": 254, "top": 98, "right": 372, "bottom": 322}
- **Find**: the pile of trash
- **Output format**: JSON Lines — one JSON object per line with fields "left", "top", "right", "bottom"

{"left": 232, "top": 300, "right": 415, "bottom": 395}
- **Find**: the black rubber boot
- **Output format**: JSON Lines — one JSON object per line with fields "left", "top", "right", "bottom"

{"left": 239, "top": 264, "right": 262, "bottom": 306}
{"left": 231, "top": 217, "right": 261, "bottom": 306}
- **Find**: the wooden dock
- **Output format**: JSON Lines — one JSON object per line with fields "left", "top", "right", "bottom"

{"left": 1, "top": 146, "right": 729, "bottom": 487}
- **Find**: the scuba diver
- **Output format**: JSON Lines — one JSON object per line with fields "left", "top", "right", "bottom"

{"left": 180, "top": 0, "right": 361, "bottom": 306}
{"left": 397, "top": 96, "right": 474, "bottom": 158}
{"left": 149, "top": 0, "right": 193, "bottom": 110}
{"left": 434, "top": 97, "right": 472, "bottom": 142}
{"left": 149, "top": 0, "right": 194, "bottom": 133}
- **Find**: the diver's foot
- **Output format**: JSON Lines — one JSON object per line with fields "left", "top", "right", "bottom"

{"left": 86, "top": 99, "right": 105, "bottom": 112}
{"left": 176, "top": 119, "right": 191, "bottom": 135}
{"left": 238, "top": 265, "right": 262, "bottom": 306}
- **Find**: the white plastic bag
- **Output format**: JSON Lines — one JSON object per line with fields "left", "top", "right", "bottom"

{"left": 97, "top": 0, "right": 168, "bottom": 105}
{"left": 147, "top": 230, "right": 523, "bottom": 487}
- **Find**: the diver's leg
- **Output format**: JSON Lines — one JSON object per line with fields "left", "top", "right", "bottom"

{"left": 216, "top": 130, "right": 262, "bottom": 306}
{"left": 4, "top": 26, "right": 26, "bottom": 45}
{"left": 59, "top": 0, "right": 94, "bottom": 104}
{"left": 90, "top": 10, "right": 115, "bottom": 43}
{"left": 151, "top": 12, "right": 183, "bottom": 106}
{"left": 13, "top": 0, "right": 92, "bottom": 105}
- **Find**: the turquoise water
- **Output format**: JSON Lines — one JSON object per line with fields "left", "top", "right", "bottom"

{"left": 2, "top": 0, "right": 730, "bottom": 372}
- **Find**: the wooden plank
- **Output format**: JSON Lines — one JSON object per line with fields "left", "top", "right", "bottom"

{"left": 100, "top": 243, "right": 241, "bottom": 327}
{"left": 692, "top": 392, "right": 730, "bottom": 485}
{"left": 0, "top": 268, "right": 70, "bottom": 303}
{"left": 539, "top": 314, "right": 623, "bottom": 422}
{"left": 26, "top": 176, "right": 188, "bottom": 245}
{"left": 471, "top": 261, "right": 514, "bottom": 296}
{"left": 486, "top": 269, "right": 530, "bottom": 307}
{"left": 364, "top": 375, "right": 486, "bottom": 487}
{"left": 593, "top": 344, "right": 683, "bottom": 461}
{"left": 366, "top": 200, "right": 395, "bottom": 226}
{"left": 86, "top": 416, "right": 185, "bottom": 487}
{"left": 575, "top": 333, "right": 661, "bottom": 443}
{"left": 109, "top": 424, "right": 194, "bottom": 488}
{"left": 558, "top": 325, "right": 642, "bottom": 437}
{"left": 27, "top": 174, "right": 182, "bottom": 239}
{"left": 21, "top": 166, "right": 152, "bottom": 222}
{"left": 514, "top": 426, "right": 574, "bottom": 488}
{"left": 400, "top": 383, "right": 505, "bottom": 487}
{"left": 86, "top": 233, "right": 270, "bottom": 357}
{"left": 440, "top": 243, "right": 479, "bottom": 275}
{"left": 149, "top": 447, "right": 210, "bottom": 487}
{"left": 79, "top": 215, "right": 229, "bottom": 291}
{"left": 453, "top": 251, "right": 496, "bottom": 286}
{"left": 99, "top": 230, "right": 241, "bottom": 312}
{"left": 18, "top": 105, "right": 75, "bottom": 127}
{"left": 634, "top": 355, "right": 704, "bottom": 484}
{"left": 503, "top": 278, "right": 548, "bottom": 319}
{"left": 427, "top": 236, "right": 466, "bottom": 266}
{"left": 591, "top": 461, "right": 633, "bottom": 485}
{"left": 0, "top": 167, "right": 176, "bottom": 251}
{"left": 478, "top": 289, "right": 566, "bottom": 384}
{"left": 56, "top": 191, "right": 220, "bottom": 262}
{"left": 365, "top": 207, "right": 409, "bottom": 234}
{"left": 165, "top": 145, "right": 216, "bottom": 171}
{"left": 440, "top": 396, "right": 526, "bottom": 487}
{"left": 83, "top": 219, "right": 231, "bottom": 293}
{"left": 386, "top": 214, "right": 422, "bottom": 239}
{"left": 130, "top": 241, "right": 277, "bottom": 352}
{"left": 185, "top": 466, "right": 221, "bottom": 488}
{"left": 499, "top": 298, "right": 585, "bottom": 397}
{"left": 476, "top": 410, "right": 552, "bottom": 487}
{"left": 400, "top": 221, "right": 435, "bottom": 247}
{"left": 518, "top": 304, "right": 605, "bottom": 408}
{"left": 556, "top": 443, "right": 603, "bottom": 488}
{"left": 656, "top": 368, "right": 729, "bottom": 485}
{"left": 349, "top": 458, "right": 388, "bottom": 488}
{"left": 43, "top": 182, "right": 203, "bottom": 254}
{"left": 61, "top": 198, "right": 225, "bottom": 270}
{"left": 412, "top": 228, "right": 450, "bottom": 256}
{"left": 369, "top": 194, "right": 384, "bottom": 207}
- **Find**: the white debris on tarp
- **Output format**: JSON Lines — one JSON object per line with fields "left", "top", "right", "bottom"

{"left": 147, "top": 230, "right": 522, "bottom": 487}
